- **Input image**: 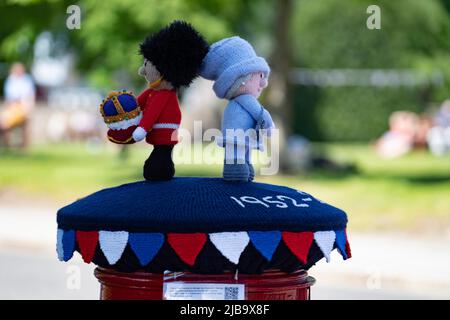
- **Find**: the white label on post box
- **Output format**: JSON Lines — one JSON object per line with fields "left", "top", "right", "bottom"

{"left": 163, "top": 282, "right": 245, "bottom": 300}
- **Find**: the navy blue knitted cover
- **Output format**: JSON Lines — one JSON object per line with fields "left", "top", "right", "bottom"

{"left": 56, "top": 177, "right": 351, "bottom": 274}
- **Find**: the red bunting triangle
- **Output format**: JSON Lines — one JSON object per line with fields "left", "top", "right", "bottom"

{"left": 168, "top": 233, "right": 207, "bottom": 266}
{"left": 345, "top": 229, "right": 352, "bottom": 259}
{"left": 76, "top": 231, "right": 99, "bottom": 263}
{"left": 282, "top": 231, "right": 314, "bottom": 264}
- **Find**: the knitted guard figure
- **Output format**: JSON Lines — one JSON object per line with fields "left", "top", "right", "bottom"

{"left": 200, "top": 37, "right": 275, "bottom": 182}
{"left": 105, "top": 21, "right": 208, "bottom": 181}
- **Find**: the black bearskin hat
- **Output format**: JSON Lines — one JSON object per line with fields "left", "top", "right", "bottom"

{"left": 139, "top": 21, "right": 209, "bottom": 88}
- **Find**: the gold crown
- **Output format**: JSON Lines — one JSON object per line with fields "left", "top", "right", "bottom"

{"left": 99, "top": 90, "right": 141, "bottom": 124}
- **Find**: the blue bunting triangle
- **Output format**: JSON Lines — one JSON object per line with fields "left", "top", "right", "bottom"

{"left": 248, "top": 231, "right": 282, "bottom": 261}
{"left": 334, "top": 230, "right": 348, "bottom": 260}
{"left": 62, "top": 230, "right": 76, "bottom": 262}
{"left": 129, "top": 233, "right": 165, "bottom": 266}
{"left": 57, "top": 229, "right": 64, "bottom": 261}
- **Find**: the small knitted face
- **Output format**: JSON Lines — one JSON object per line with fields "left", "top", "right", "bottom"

{"left": 138, "top": 59, "right": 161, "bottom": 84}
{"left": 234, "top": 72, "right": 268, "bottom": 99}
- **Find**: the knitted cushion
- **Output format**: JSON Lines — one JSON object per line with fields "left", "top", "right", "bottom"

{"left": 56, "top": 177, "right": 351, "bottom": 274}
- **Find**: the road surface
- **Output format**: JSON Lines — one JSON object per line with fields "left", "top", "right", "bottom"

{"left": 0, "top": 202, "right": 449, "bottom": 299}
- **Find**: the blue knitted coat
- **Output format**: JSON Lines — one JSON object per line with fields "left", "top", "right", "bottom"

{"left": 218, "top": 94, "right": 274, "bottom": 150}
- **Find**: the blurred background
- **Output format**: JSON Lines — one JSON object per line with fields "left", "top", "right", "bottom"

{"left": 0, "top": 0, "right": 449, "bottom": 299}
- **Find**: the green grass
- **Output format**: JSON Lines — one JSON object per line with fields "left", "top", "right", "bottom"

{"left": 0, "top": 143, "right": 222, "bottom": 201}
{"left": 1, "top": 143, "right": 449, "bottom": 232}
{"left": 259, "top": 144, "right": 450, "bottom": 232}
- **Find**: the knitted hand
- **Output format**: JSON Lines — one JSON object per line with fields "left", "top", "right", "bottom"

{"left": 132, "top": 126, "right": 147, "bottom": 142}
{"left": 262, "top": 109, "right": 274, "bottom": 130}
{"left": 260, "top": 109, "right": 275, "bottom": 137}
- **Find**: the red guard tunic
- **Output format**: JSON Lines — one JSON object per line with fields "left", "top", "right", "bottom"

{"left": 137, "top": 88, "right": 181, "bottom": 145}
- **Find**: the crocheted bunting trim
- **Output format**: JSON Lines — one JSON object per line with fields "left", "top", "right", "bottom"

{"left": 57, "top": 229, "right": 351, "bottom": 274}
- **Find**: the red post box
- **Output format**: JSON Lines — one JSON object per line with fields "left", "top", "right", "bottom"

{"left": 94, "top": 267, "right": 315, "bottom": 300}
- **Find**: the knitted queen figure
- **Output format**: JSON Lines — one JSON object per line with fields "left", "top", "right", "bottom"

{"left": 105, "top": 21, "right": 208, "bottom": 181}
{"left": 200, "top": 37, "right": 274, "bottom": 182}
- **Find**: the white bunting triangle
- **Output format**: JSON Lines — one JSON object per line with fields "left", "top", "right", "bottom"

{"left": 314, "top": 231, "right": 336, "bottom": 262}
{"left": 209, "top": 232, "right": 250, "bottom": 265}
{"left": 99, "top": 231, "right": 129, "bottom": 265}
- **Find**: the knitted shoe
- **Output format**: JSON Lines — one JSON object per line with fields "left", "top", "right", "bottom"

{"left": 223, "top": 163, "right": 250, "bottom": 182}
{"left": 248, "top": 163, "right": 255, "bottom": 182}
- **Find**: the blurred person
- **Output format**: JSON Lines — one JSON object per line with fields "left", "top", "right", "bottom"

{"left": 427, "top": 100, "right": 450, "bottom": 156}
{"left": 413, "top": 115, "right": 433, "bottom": 149}
{"left": 434, "top": 100, "right": 450, "bottom": 128}
{"left": 1, "top": 62, "right": 36, "bottom": 127}
{"left": 0, "top": 62, "right": 36, "bottom": 147}
{"left": 375, "top": 111, "right": 418, "bottom": 158}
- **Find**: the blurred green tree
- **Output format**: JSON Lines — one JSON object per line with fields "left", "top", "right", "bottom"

{"left": 0, "top": 1, "right": 68, "bottom": 66}
{"left": 0, "top": 0, "right": 260, "bottom": 89}
{"left": 291, "top": 0, "right": 450, "bottom": 141}
{"left": 1, "top": 0, "right": 449, "bottom": 144}
{"left": 71, "top": 0, "right": 248, "bottom": 89}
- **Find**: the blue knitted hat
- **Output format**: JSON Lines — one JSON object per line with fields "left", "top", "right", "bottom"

{"left": 200, "top": 36, "right": 270, "bottom": 99}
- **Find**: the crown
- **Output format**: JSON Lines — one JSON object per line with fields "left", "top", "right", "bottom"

{"left": 99, "top": 90, "right": 141, "bottom": 124}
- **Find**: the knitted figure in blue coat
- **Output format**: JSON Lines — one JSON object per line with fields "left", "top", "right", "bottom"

{"left": 200, "top": 37, "right": 275, "bottom": 182}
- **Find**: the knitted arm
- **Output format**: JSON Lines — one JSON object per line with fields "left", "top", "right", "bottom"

{"left": 138, "top": 91, "right": 170, "bottom": 132}
{"left": 235, "top": 94, "right": 264, "bottom": 121}
{"left": 262, "top": 109, "right": 275, "bottom": 130}
{"left": 235, "top": 94, "right": 274, "bottom": 130}
{"left": 137, "top": 88, "right": 152, "bottom": 108}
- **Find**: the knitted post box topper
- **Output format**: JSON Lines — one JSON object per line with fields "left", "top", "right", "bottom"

{"left": 132, "top": 20, "right": 208, "bottom": 181}
{"left": 57, "top": 177, "right": 351, "bottom": 274}
{"left": 100, "top": 91, "right": 141, "bottom": 144}
{"left": 200, "top": 37, "right": 275, "bottom": 182}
